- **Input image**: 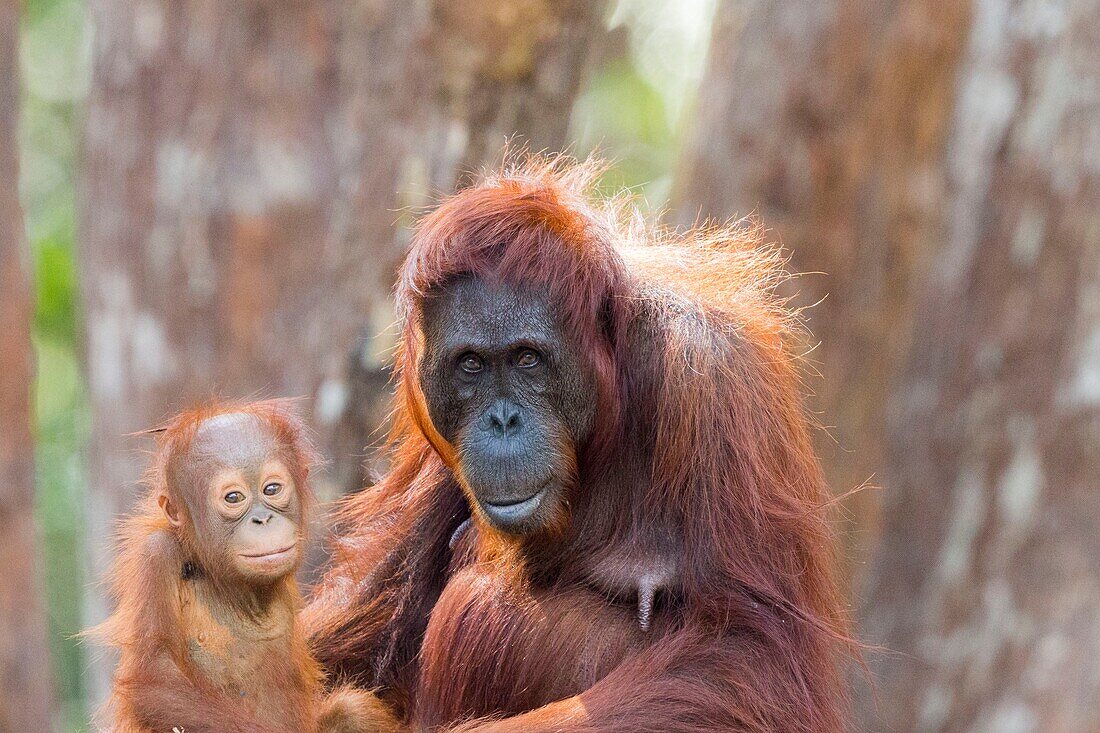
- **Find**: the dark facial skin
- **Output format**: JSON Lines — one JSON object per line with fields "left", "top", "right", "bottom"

{"left": 161, "top": 413, "right": 303, "bottom": 584}
{"left": 418, "top": 277, "right": 597, "bottom": 534}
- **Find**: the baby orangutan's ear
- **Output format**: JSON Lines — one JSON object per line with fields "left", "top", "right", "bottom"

{"left": 158, "top": 493, "right": 182, "bottom": 528}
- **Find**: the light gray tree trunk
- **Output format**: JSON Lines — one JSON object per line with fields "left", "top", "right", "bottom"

{"left": 860, "top": 0, "right": 1100, "bottom": 729}
{"left": 0, "top": 0, "right": 57, "bottom": 729}
{"left": 79, "top": 0, "right": 606, "bottom": 703}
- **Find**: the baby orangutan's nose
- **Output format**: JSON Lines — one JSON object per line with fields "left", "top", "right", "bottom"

{"left": 251, "top": 511, "right": 273, "bottom": 526}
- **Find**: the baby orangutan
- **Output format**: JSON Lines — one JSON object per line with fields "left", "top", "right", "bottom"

{"left": 93, "top": 401, "right": 397, "bottom": 733}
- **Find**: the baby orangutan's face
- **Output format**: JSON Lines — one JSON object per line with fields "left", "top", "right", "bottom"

{"left": 161, "top": 413, "right": 304, "bottom": 584}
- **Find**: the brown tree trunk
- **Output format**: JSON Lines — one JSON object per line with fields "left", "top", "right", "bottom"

{"left": 0, "top": 1, "right": 57, "bottom": 729}
{"left": 420, "top": 0, "right": 606, "bottom": 188}
{"left": 79, "top": 0, "right": 606, "bottom": 702}
{"left": 859, "top": 0, "right": 1100, "bottom": 729}
{"left": 673, "top": 0, "right": 971, "bottom": 581}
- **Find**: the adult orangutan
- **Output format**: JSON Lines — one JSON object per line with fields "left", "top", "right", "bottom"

{"left": 92, "top": 401, "right": 396, "bottom": 733}
{"left": 305, "top": 157, "right": 853, "bottom": 732}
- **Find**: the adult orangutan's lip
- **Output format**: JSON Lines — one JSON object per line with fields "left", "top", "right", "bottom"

{"left": 240, "top": 544, "right": 296, "bottom": 559}
{"left": 480, "top": 487, "right": 546, "bottom": 526}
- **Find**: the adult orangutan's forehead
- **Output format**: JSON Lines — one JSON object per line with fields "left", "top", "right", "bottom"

{"left": 187, "top": 412, "right": 279, "bottom": 471}
{"left": 420, "top": 276, "right": 561, "bottom": 351}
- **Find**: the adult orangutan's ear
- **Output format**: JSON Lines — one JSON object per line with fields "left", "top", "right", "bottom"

{"left": 158, "top": 493, "right": 183, "bottom": 528}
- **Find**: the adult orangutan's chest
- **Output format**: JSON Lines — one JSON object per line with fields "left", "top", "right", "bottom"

{"left": 412, "top": 564, "right": 648, "bottom": 726}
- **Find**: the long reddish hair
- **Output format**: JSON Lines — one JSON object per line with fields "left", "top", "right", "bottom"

{"left": 312, "top": 155, "right": 854, "bottom": 730}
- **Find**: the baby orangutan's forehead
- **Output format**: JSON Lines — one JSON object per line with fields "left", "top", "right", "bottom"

{"left": 185, "top": 412, "right": 281, "bottom": 472}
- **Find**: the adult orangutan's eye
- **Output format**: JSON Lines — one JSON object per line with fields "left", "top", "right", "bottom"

{"left": 224, "top": 491, "right": 245, "bottom": 504}
{"left": 459, "top": 353, "right": 484, "bottom": 374}
{"left": 515, "top": 349, "right": 540, "bottom": 369}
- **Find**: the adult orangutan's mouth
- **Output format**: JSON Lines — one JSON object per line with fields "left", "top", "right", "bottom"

{"left": 479, "top": 482, "right": 549, "bottom": 527}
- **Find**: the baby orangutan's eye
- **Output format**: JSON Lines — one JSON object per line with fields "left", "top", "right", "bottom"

{"left": 224, "top": 491, "right": 245, "bottom": 504}
{"left": 263, "top": 482, "right": 282, "bottom": 496}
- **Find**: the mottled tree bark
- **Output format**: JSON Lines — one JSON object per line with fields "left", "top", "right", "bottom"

{"left": 674, "top": 0, "right": 971, "bottom": 579}
{"left": 79, "top": 0, "right": 606, "bottom": 701}
{"left": 859, "top": 0, "right": 1100, "bottom": 729}
{"left": 0, "top": 1, "right": 57, "bottom": 729}
{"left": 419, "top": 0, "right": 606, "bottom": 188}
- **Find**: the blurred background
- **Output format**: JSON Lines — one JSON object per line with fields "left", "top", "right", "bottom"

{"left": 2, "top": 0, "right": 1096, "bottom": 730}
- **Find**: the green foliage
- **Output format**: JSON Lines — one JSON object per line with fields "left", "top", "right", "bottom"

{"left": 571, "top": 0, "right": 717, "bottom": 209}
{"left": 35, "top": 238, "right": 78, "bottom": 344}
{"left": 573, "top": 58, "right": 676, "bottom": 198}
{"left": 34, "top": 338, "right": 89, "bottom": 732}
{"left": 20, "top": 0, "right": 90, "bottom": 729}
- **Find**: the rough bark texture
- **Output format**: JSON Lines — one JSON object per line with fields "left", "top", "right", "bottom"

{"left": 79, "top": 0, "right": 606, "bottom": 702}
{"left": 673, "top": 0, "right": 972, "bottom": 579}
{"left": 0, "top": 1, "right": 57, "bottom": 729}
{"left": 859, "top": 1, "right": 1100, "bottom": 729}
{"left": 420, "top": 0, "right": 606, "bottom": 188}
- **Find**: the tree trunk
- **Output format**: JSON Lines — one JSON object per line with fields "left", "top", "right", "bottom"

{"left": 859, "top": 0, "right": 1100, "bottom": 729}
{"left": 0, "top": 1, "right": 57, "bottom": 730}
{"left": 419, "top": 0, "right": 606, "bottom": 189}
{"left": 79, "top": 0, "right": 606, "bottom": 702}
{"left": 673, "top": 0, "right": 971, "bottom": 580}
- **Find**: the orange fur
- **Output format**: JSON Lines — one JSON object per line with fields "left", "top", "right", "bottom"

{"left": 307, "top": 155, "right": 855, "bottom": 732}
{"left": 91, "top": 400, "right": 395, "bottom": 733}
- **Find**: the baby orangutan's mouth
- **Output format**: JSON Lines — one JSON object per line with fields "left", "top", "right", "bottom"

{"left": 240, "top": 544, "right": 296, "bottom": 560}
